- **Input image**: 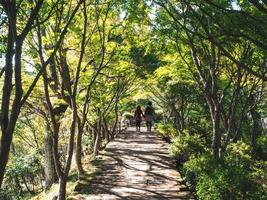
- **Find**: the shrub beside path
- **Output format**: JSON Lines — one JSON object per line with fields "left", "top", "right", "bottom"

{"left": 78, "top": 127, "right": 193, "bottom": 200}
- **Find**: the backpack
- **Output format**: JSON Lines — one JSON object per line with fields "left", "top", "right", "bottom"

{"left": 145, "top": 106, "right": 153, "bottom": 115}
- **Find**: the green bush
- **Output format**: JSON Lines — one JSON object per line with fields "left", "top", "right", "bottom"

{"left": 225, "top": 141, "right": 252, "bottom": 168}
{"left": 196, "top": 168, "right": 230, "bottom": 200}
{"left": 181, "top": 141, "right": 267, "bottom": 199}
{"left": 195, "top": 163, "right": 267, "bottom": 200}
{"left": 4, "top": 151, "right": 42, "bottom": 196}
{"left": 169, "top": 133, "right": 206, "bottom": 163}
{"left": 183, "top": 152, "right": 215, "bottom": 184}
{"left": 155, "top": 122, "right": 177, "bottom": 138}
{"left": 256, "top": 135, "right": 267, "bottom": 160}
{"left": 249, "top": 160, "right": 267, "bottom": 199}
{"left": 0, "top": 189, "right": 17, "bottom": 200}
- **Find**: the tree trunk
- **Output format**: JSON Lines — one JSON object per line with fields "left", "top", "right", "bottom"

{"left": 0, "top": 12, "right": 16, "bottom": 187}
{"left": 212, "top": 105, "right": 221, "bottom": 160}
{"left": 75, "top": 118, "right": 84, "bottom": 178}
{"left": 111, "top": 104, "right": 119, "bottom": 140}
{"left": 44, "top": 120, "right": 58, "bottom": 190}
{"left": 170, "top": 103, "right": 183, "bottom": 134}
{"left": 251, "top": 105, "right": 262, "bottom": 147}
{"left": 93, "top": 131, "right": 101, "bottom": 160}
{"left": 92, "top": 127, "right": 96, "bottom": 145}
{"left": 58, "top": 176, "right": 67, "bottom": 200}
{"left": 180, "top": 96, "right": 185, "bottom": 131}
{"left": 93, "top": 119, "right": 101, "bottom": 160}
{"left": 103, "top": 118, "right": 110, "bottom": 142}
{"left": 101, "top": 122, "right": 106, "bottom": 140}
{"left": 0, "top": 131, "right": 13, "bottom": 187}
{"left": 205, "top": 94, "right": 222, "bottom": 160}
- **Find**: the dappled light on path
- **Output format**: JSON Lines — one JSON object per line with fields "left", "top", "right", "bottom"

{"left": 80, "top": 127, "right": 193, "bottom": 200}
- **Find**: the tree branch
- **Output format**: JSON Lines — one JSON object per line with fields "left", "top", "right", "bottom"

{"left": 18, "top": 0, "right": 44, "bottom": 40}
{"left": 20, "top": 0, "right": 84, "bottom": 106}
{"left": 249, "top": 0, "right": 267, "bottom": 15}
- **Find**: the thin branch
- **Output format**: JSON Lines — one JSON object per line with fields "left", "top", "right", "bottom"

{"left": 18, "top": 0, "right": 44, "bottom": 40}
{"left": 20, "top": 0, "right": 84, "bottom": 106}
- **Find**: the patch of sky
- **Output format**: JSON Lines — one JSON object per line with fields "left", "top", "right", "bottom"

{"left": 231, "top": 0, "right": 241, "bottom": 10}
{"left": 119, "top": 11, "right": 126, "bottom": 21}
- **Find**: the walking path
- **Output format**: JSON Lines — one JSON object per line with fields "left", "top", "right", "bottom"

{"left": 83, "top": 127, "right": 193, "bottom": 200}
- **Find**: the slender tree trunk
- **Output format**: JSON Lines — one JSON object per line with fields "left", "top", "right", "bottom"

{"left": 75, "top": 1, "right": 87, "bottom": 178}
{"left": 111, "top": 104, "right": 119, "bottom": 140}
{"left": 75, "top": 118, "right": 84, "bottom": 178}
{"left": 93, "top": 131, "right": 101, "bottom": 160}
{"left": 58, "top": 176, "right": 67, "bottom": 200}
{"left": 175, "top": 116, "right": 182, "bottom": 133}
{"left": 205, "top": 94, "right": 222, "bottom": 160}
{"left": 251, "top": 105, "right": 262, "bottom": 147}
{"left": 212, "top": 104, "right": 221, "bottom": 160}
{"left": 180, "top": 96, "right": 185, "bottom": 131}
{"left": 0, "top": 130, "right": 13, "bottom": 187}
{"left": 103, "top": 118, "right": 110, "bottom": 142}
{"left": 92, "top": 127, "right": 96, "bottom": 145}
{"left": 93, "top": 118, "right": 101, "bottom": 159}
{"left": 105, "top": 123, "right": 110, "bottom": 143}
{"left": 44, "top": 120, "right": 57, "bottom": 190}
{"left": 102, "top": 122, "right": 106, "bottom": 140}
{"left": 0, "top": 12, "right": 16, "bottom": 187}
{"left": 172, "top": 104, "right": 183, "bottom": 134}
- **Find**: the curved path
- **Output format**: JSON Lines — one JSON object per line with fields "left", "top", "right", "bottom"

{"left": 83, "top": 127, "right": 193, "bottom": 200}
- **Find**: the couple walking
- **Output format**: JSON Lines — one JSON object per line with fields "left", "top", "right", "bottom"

{"left": 134, "top": 101, "right": 154, "bottom": 132}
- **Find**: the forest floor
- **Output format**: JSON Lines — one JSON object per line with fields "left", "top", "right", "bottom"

{"left": 69, "top": 127, "right": 194, "bottom": 200}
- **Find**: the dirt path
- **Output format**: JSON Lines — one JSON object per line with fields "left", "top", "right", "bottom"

{"left": 80, "top": 127, "right": 193, "bottom": 200}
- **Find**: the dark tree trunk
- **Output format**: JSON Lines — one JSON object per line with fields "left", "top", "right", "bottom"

{"left": 58, "top": 176, "right": 67, "bottom": 200}
{"left": 171, "top": 104, "right": 183, "bottom": 134}
{"left": 75, "top": 117, "right": 84, "bottom": 178}
{"left": 101, "top": 122, "right": 106, "bottom": 140}
{"left": 103, "top": 118, "right": 110, "bottom": 142}
{"left": 0, "top": 130, "right": 13, "bottom": 187}
{"left": 0, "top": 10, "right": 16, "bottom": 187}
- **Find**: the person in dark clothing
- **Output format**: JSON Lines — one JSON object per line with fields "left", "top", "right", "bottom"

{"left": 134, "top": 105, "right": 144, "bottom": 132}
{"left": 144, "top": 101, "right": 154, "bottom": 132}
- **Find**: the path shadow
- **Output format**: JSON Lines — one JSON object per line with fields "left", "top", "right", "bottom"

{"left": 77, "top": 130, "right": 193, "bottom": 200}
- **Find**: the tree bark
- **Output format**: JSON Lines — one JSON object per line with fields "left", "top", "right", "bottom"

{"left": 104, "top": 119, "right": 110, "bottom": 143}
{"left": 111, "top": 104, "right": 119, "bottom": 140}
{"left": 75, "top": 117, "right": 84, "bottom": 178}
{"left": 0, "top": 7, "right": 16, "bottom": 186}
{"left": 44, "top": 120, "right": 58, "bottom": 190}
{"left": 190, "top": 38, "right": 222, "bottom": 160}
{"left": 171, "top": 104, "right": 183, "bottom": 134}
{"left": 93, "top": 131, "right": 101, "bottom": 160}
{"left": 93, "top": 118, "right": 102, "bottom": 159}
{"left": 58, "top": 176, "right": 67, "bottom": 200}
{"left": 212, "top": 104, "right": 221, "bottom": 160}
